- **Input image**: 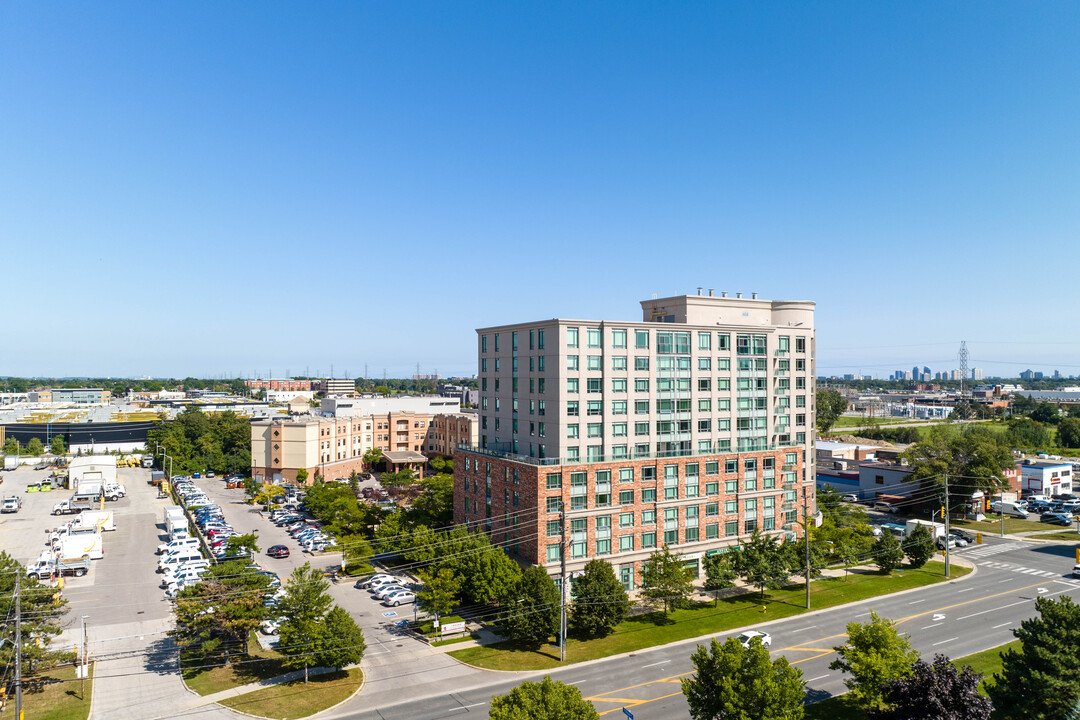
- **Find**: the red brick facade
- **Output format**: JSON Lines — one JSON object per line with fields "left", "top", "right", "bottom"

{"left": 454, "top": 447, "right": 809, "bottom": 585}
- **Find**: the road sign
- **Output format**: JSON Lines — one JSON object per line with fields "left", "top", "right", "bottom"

{"left": 622, "top": 709, "right": 634, "bottom": 720}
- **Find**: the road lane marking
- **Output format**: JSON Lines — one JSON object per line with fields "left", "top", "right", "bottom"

{"left": 908, "top": 599, "right": 926, "bottom": 604}
{"left": 920, "top": 623, "right": 942, "bottom": 630}
{"left": 597, "top": 693, "right": 684, "bottom": 716}
{"left": 956, "top": 588, "right": 973, "bottom": 593}
{"left": 992, "top": 622, "right": 1012, "bottom": 629}
{"left": 806, "top": 674, "right": 830, "bottom": 682}
{"left": 641, "top": 660, "right": 670, "bottom": 668}
{"left": 790, "top": 625, "right": 818, "bottom": 632}
{"left": 932, "top": 637, "right": 959, "bottom": 646}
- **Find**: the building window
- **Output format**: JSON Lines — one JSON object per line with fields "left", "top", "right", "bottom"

{"left": 619, "top": 535, "right": 634, "bottom": 552}
{"left": 612, "top": 356, "right": 628, "bottom": 372}
{"left": 718, "top": 333, "right": 730, "bottom": 350}
{"left": 612, "top": 329, "right": 627, "bottom": 348}
{"left": 642, "top": 532, "right": 656, "bottom": 549}
{"left": 619, "top": 467, "right": 634, "bottom": 482}
{"left": 635, "top": 330, "right": 649, "bottom": 349}
{"left": 588, "top": 356, "right": 602, "bottom": 371}
{"left": 634, "top": 400, "right": 649, "bottom": 414}
{"left": 567, "top": 327, "right": 579, "bottom": 348}
{"left": 725, "top": 520, "right": 738, "bottom": 536}
{"left": 698, "top": 332, "right": 712, "bottom": 351}
{"left": 547, "top": 545, "right": 561, "bottom": 562}
{"left": 547, "top": 497, "right": 561, "bottom": 513}
{"left": 642, "top": 488, "right": 657, "bottom": 503}
{"left": 642, "top": 509, "right": 656, "bottom": 525}
{"left": 635, "top": 357, "right": 650, "bottom": 372}
{"left": 620, "top": 511, "right": 635, "bottom": 527}
{"left": 588, "top": 328, "right": 602, "bottom": 348}
{"left": 547, "top": 473, "right": 562, "bottom": 489}
{"left": 596, "top": 539, "right": 611, "bottom": 555}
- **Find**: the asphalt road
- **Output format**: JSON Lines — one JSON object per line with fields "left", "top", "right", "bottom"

{"left": 333, "top": 537, "right": 1080, "bottom": 720}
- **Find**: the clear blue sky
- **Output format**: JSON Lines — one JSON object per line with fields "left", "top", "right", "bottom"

{"left": 3, "top": 3, "right": 1078, "bottom": 380}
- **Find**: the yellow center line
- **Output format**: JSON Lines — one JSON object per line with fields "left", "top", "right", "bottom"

{"left": 585, "top": 580, "right": 1050, "bottom": 715}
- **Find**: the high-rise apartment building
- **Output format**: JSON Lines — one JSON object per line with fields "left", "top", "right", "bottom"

{"left": 453, "top": 292, "right": 816, "bottom": 587}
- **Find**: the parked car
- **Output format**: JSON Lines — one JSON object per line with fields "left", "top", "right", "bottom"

{"left": 949, "top": 528, "right": 976, "bottom": 542}
{"left": 841, "top": 493, "right": 859, "bottom": 503}
{"left": 736, "top": 630, "right": 771, "bottom": 649}
{"left": 382, "top": 590, "right": 416, "bottom": 607}
{"left": 267, "top": 545, "right": 290, "bottom": 559}
{"left": 1073, "top": 564, "right": 1080, "bottom": 579}
{"left": 872, "top": 502, "right": 899, "bottom": 514}
{"left": 374, "top": 584, "right": 408, "bottom": 600}
{"left": 356, "top": 574, "right": 397, "bottom": 589}
{"left": 260, "top": 617, "right": 286, "bottom": 635}
{"left": 1041, "top": 511, "right": 1074, "bottom": 526}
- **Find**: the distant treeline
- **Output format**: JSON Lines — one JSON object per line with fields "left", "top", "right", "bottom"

{"left": 0, "top": 375, "right": 478, "bottom": 396}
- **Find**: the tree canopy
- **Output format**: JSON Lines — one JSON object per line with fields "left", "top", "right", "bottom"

{"left": 870, "top": 654, "right": 991, "bottom": 720}
{"left": 0, "top": 552, "right": 72, "bottom": 678}
{"left": 147, "top": 407, "right": 252, "bottom": 476}
{"left": 682, "top": 636, "right": 805, "bottom": 720}
{"left": 277, "top": 563, "right": 365, "bottom": 682}
{"left": 173, "top": 560, "right": 274, "bottom": 663}
{"left": 816, "top": 389, "right": 848, "bottom": 434}
{"left": 499, "top": 566, "right": 560, "bottom": 647}
{"left": 830, "top": 610, "right": 919, "bottom": 710}
{"left": 569, "top": 559, "right": 630, "bottom": 638}
{"left": 489, "top": 676, "right": 599, "bottom": 720}
{"left": 988, "top": 596, "right": 1080, "bottom": 720}
{"left": 639, "top": 544, "right": 695, "bottom": 615}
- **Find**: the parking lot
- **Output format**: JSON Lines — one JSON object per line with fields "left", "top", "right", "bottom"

{"left": 0, "top": 464, "right": 174, "bottom": 627}
{"left": 187, "top": 476, "right": 429, "bottom": 659}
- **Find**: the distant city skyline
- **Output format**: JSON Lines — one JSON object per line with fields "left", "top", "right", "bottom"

{"left": 3, "top": 4, "right": 1079, "bottom": 379}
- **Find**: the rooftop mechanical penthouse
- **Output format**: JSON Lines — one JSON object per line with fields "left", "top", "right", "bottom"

{"left": 454, "top": 292, "right": 817, "bottom": 587}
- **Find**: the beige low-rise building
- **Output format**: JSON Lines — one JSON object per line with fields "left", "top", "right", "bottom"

{"left": 252, "top": 410, "right": 476, "bottom": 484}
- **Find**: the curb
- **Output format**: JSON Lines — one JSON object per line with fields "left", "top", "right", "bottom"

{"left": 86, "top": 661, "right": 97, "bottom": 720}
{"left": 444, "top": 560, "right": 978, "bottom": 675}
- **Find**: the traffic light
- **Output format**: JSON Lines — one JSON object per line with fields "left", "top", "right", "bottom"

{"left": 940, "top": 506, "right": 945, "bottom": 518}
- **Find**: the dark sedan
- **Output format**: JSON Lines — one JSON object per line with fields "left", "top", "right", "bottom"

{"left": 267, "top": 545, "right": 290, "bottom": 559}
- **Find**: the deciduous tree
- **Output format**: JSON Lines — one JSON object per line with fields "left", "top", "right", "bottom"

{"left": 816, "top": 389, "right": 848, "bottom": 434}
{"left": 731, "top": 531, "right": 786, "bottom": 598}
{"left": 489, "top": 676, "right": 599, "bottom": 720}
{"left": 639, "top": 544, "right": 694, "bottom": 615}
{"left": 870, "top": 654, "right": 991, "bottom": 720}
{"left": 499, "top": 566, "right": 560, "bottom": 647}
{"left": 872, "top": 531, "right": 905, "bottom": 573}
{"left": 1058, "top": 417, "right": 1080, "bottom": 449}
{"left": 27, "top": 437, "right": 44, "bottom": 455}
{"left": 174, "top": 561, "right": 274, "bottom": 664}
{"left": 49, "top": 435, "right": 66, "bottom": 455}
{"left": 0, "top": 552, "right": 72, "bottom": 677}
{"left": 569, "top": 559, "right": 629, "bottom": 638}
{"left": 830, "top": 610, "right": 919, "bottom": 710}
{"left": 682, "top": 636, "right": 805, "bottom": 720}
{"left": 904, "top": 525, "right": 937, "bottom": 569}
{"left": 417, "top": 567, "right": 463, "bottom": 620}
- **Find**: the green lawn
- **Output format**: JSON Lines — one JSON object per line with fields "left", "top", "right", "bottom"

{"left": 951, "top": 515, "right": 1040, "bottom": 535}
{"left": 451, "top": 562, "right": 967, "bottom": 671}
{"left": 218, "top": 668, "right": 363, "bottom": 720}
{"left": 804, "top": 640, "right": 1020, "bottom": 719}
{"left": 19, "top": 664, "right": 93, "bottom": 720}
{"left": 1026, "top": 531, "right": 1080, "bottom": 542}
{"left": 182, "top": 633, "right": 290, "bottom": 696}
{"left": 834, "top": 417, "right": 920, "bottom": 428}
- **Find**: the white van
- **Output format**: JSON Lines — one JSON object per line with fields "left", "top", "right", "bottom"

{"left": 991, "top": 501, "right": 1029, "bottom": 518}
{"left": 162, "top": 564, "right": 209, "bottom": 588}
{"left": 157, "top": 537, "right": 200, "bottom": 555}
{"left": 159, "top": 550, "right": 204, "bottom": 572}
{"left": 162, "top": 559, "right": 211, "bottom": 584}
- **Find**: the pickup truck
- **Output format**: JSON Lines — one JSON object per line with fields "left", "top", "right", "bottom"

{"left": 1, "top": 497, "right": 21, "bottom": 513}
{"left": 52, "top": 496, "right": 98, "bottom": 515}
{"left": 26, "top": 555, "right": 91, "bottom": 579}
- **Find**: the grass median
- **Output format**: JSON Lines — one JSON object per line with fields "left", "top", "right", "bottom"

{"left": 218, "top": 668, "right": 363, "bottom": 720}
{"left": 451, "top": 561, "right": 968, "bottom": 671}
{"left": 19, "top": 664, "right": 93, "bottom": 720}
{"left": 803, "top": 639, "right": 1021, "bottom": 720}
{"left": 951, "top": 515, "right": 1039, "bottom": 535}
{"left": 181, "top": 633, "right": 289, "bottom": 696}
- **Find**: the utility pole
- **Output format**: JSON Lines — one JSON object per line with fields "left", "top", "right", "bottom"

{"left": 944, "top": 473, "right": 951, "bottom": 579}
{"left": 81, "top": 616, "right": 89, "bottom": 699}
{"left": 14, "top": 573, "right": 22, "bottom": 720}
{"left": 559, "top": 503, "right": 568, "bottom": 662}
{"left": 803, "top": 493, "right": 811, "bottom": 610}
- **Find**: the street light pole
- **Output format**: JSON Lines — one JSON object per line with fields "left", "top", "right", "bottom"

{"left": 944, "top": 473, "right": 951, "bottom": 579}
{"left": 559, "top": 503, "right": 568, "bottom": 662}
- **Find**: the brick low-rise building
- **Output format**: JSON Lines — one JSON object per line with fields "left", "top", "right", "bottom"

{"left": 454, "top": 292, "right": 817, "bottom": 588}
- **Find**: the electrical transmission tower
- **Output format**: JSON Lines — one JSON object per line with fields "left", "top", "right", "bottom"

{"left": 958, "top": 341, "right": 969, "bottom": 396}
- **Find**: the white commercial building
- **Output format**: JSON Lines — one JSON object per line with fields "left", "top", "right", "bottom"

{"left": 1019, "top": 460, "right": 1073, "bottom": 497}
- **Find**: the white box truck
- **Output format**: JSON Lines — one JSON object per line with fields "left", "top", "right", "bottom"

{"left": 163, "top": 505, "right": 183, "bottom": 524}
{"left": 72, "top": 510, "right": 115, "bottom": 532}
{"left": 59, "top": 533, "right": 104, "bottom": 560}
{"left": 166, "top": 510, "right": 188, "bottom": 538}
{"left": 905, "top": 519, "right": 946, "bottom": 540}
